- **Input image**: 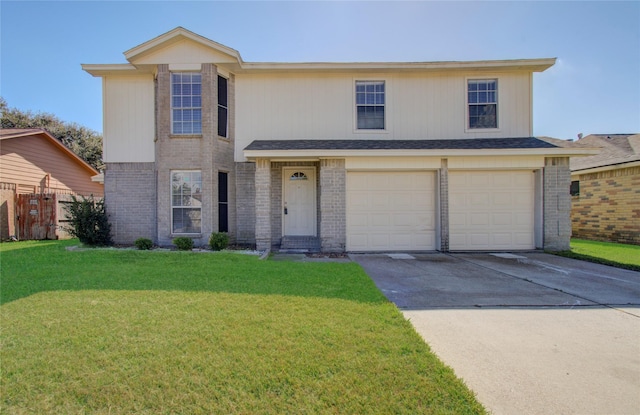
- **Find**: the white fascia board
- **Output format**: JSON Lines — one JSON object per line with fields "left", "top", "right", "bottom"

{"left": 244, "top": 146, "right": 597, "bottom": 160}
{"left": 237, "top": 58, "right": 557, "bottom": 74}
{"left": 82, "top": 64, "right": 152, "bottom": 77}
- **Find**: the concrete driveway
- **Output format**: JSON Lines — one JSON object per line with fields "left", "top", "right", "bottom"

{"left": 351, "top": 252, "right": 640, "bottom": 415}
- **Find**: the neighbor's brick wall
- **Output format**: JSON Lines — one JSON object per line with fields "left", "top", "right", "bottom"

{"left": 319, "top": 159, "right": 346, "bottom": 252}
{"left": 571, "top": 166, "right": 640, "bottom": 245}
{"left": 104, "top": 162, "right": 156, "bottom": 244}
{"left": 544, "top": 157, "right": 571, "bottom": 251}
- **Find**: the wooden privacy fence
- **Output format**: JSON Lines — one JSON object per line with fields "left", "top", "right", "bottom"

{"left": 15, "top": 193, "right": 76, "bottom": 240}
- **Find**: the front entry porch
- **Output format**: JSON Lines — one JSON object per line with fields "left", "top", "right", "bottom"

{"left": 253, "top": 158, "right": 346, "bottom": 253}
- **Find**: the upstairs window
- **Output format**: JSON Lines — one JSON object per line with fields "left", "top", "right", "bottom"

{"left": 356, "top": 81, "right": 385, "bottom": 130}
{"left": 468, "top": 79, "right": 497, "bottom": 129}
{"left": 218, "top": 75, "right": 228, "bottom": 138}
{"left": 172, "top": 73, "right": 202, "bottom": 135}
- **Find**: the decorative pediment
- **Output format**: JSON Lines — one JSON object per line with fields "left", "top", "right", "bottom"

{"left": 124, "top": 27, "right": 243, "bottom": 66}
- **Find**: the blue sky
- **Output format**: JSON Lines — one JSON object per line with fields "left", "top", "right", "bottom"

{"left": 1, "top": 1, "right": 638, "bottom": 140}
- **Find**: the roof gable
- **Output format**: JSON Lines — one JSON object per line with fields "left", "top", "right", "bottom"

{"left": 0, "top": 129, "right": 99, "bottom": 175}
{"left": 124, "top": 27, "right": 242, "bottom": 66}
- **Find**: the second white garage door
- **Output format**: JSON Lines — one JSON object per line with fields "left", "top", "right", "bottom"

{"left": 346, "top": 171, "right": 436, "bottom": 251}
{"left": 449, "top": 170, "right": 535, "bottom": 250}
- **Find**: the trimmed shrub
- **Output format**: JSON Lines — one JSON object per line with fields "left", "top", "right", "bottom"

{"left": 173, "top": 237, "right": 194, "bottom": 251}
{"left": 209, "top": 232, "right": 229, "bottom": 251}
{"left": 64, "top": 195, "right": 112, "bottom": 246}
{"left": 134, "top": 238, "right": 153, "bottom": 250}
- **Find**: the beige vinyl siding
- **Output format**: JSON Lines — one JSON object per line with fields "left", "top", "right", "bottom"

{"left": 131, "top": 39, "right": 238, "bottom": 65}
{"left": 0, "top": 136, "right": 103, "bottom": 196}
{"left": 235, "top": 71, "right": 533, "bottom": 161}
{"left": 104, "top": 75, "right": 155, "bottom": 163}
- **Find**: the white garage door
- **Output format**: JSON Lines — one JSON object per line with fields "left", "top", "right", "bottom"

{"left": 449, "top": 170, "right": 535, "bottom": 250}
{"left": 347, "top": 171, "right": 436, "bottom": 251}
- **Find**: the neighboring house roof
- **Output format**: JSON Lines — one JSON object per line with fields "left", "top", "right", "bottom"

{"left": 0, "top": 128, "right": 99, "bottom": 176}
{"left": 83, "top": 26, "right": 557, "bottom": 76}
{"left": 244, "top": 137, "right": 599, "bottom": 159}
{"left": 570, "top": 134, "right": 640, "bottom": 172}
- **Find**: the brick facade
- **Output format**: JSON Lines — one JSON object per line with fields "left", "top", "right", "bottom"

{"left": 571, "top": 166, "right": 640, "bottom": 245}
{"left": 543, "top": 157, "right": 571, "bottom": 251}
{"left": 235, "top": 162, "right": 256, "bottom": 245}
{"left": 103, "top": 64, "right": 238, "bottom": 246}
{"left": 153, "top": 63, "right": 236, "bottom": 247}
{"left": 104, "top": 162, "right": 156, "bottom": 244}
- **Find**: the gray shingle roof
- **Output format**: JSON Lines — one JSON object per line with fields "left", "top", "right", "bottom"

{"left": 245, "top": 137, "right": 558, "bottom": 151}
{"left": 570, "top": 134, "right": 640, "bottom": 171}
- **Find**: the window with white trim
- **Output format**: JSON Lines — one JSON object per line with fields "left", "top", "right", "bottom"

{"left": 356, "top": 81, "right": 385, "bottom": 130}
{"left": 171, "top": 171, "right": 202, "bottom": 234}
{"left": 468, "top": 79, "right": 497, "bottom": 129}
{"left": 172, "top": 73, "right": 202, "bottom": 134}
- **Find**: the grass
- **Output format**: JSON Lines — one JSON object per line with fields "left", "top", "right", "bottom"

{"left": 551, "top": 238, "right": 640, "bottom": 271}
{"left": 1, "top": 240, "right": 485, "bottom": 414}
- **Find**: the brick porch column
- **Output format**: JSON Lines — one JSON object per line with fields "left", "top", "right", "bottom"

{"left": 439, "top": 158, "right": 449, "bottom": 252}
{"left": 255, "top": 158, "right": 272, "bottom": 251}
{"left": 544, "top": 157, "right": 571, "bottom": 251}
{"left": 319, "top": 158, "right": 346, "bottom": 252}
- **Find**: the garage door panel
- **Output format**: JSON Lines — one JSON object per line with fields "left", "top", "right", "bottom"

{"left": 347, "top": 171, "right": 436, "bottom": 251}
{"left": 450, "top": 171, "right": 534, "bottom": 250}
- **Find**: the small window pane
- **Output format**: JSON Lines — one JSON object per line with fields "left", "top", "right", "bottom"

{"left": 218, "top": 107, "right": 228, "bottom": 137}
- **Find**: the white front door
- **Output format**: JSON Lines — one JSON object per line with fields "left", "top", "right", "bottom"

{"left": 283, "top": 167, "right": 316, "bottom": 236}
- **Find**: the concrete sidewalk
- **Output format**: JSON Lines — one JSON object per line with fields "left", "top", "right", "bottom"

{"left": 352, "top": 253, "right": 640, "bottom": 415}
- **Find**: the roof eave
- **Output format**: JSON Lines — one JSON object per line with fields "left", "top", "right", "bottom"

{"left": 244, "top": 146, "right": 597, "bottom": 160}
{"left": 82, "top": 64, "right": 154, "bottom": 77}
{"left": 237, "top": 58, "right": 557, "bottom": 74}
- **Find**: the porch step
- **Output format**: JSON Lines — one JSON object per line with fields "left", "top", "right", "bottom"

{"left": 280, "top": 236, "right": 321, "bottom": 253}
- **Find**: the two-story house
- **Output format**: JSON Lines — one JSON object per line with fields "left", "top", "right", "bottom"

{"left": 83, "top": 27, "right": 595, "bottom": 252}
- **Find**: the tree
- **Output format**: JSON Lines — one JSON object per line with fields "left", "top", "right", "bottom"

{"left": 0, "top": 97, "right": 103, "bottom": 170}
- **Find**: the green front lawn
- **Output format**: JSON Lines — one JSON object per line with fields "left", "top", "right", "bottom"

{"left": 552, "top": 238, "right": 640, "bottom": 271}
{"left": 1, "top": 240, "right": 485, "bottom": 414}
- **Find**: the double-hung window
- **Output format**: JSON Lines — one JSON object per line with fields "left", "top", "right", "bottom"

{"left": 356, "top": 81, "right": 385, "bottom": 130}
{"left": 172, "top": 73, "right": 202, "bottom": 135}
{"left": 218, "top": 75, "right": 228, "bottom": 138}
{"left": 171, "top": 171, "right": 202, "bottom": 234}
{"left": 468, "top": 79, "right": 498, "bottom": 129}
